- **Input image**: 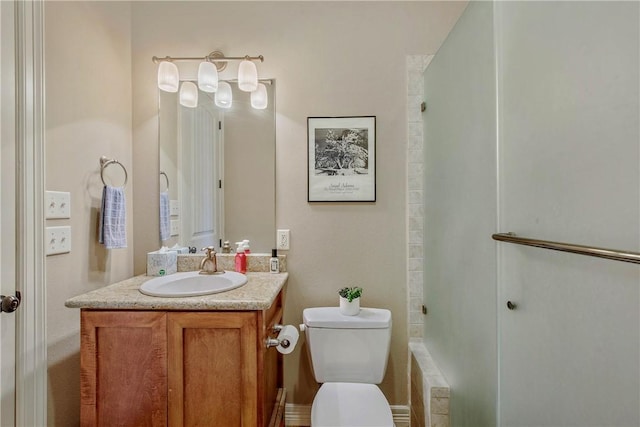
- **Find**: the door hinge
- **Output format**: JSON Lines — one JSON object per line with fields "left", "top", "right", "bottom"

{"left": 218, "top": 121, "right": 222, "bottom": 130}
{"left": 218, "top": 180, "right": 222, "bottom": 189}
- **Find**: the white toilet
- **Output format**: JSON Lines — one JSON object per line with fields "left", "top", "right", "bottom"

{"left": 302, "top": 307, "right": 394, "bottom": 427}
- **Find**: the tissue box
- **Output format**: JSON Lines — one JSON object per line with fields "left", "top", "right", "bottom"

{"left": 168, "top": 246, "right": 190, "bottom": 255}
{"left": 146, "top": 250, "right": 177, "bottom": 276}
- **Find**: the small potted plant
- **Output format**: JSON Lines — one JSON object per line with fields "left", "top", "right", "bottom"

{"left": 338, "top": 286, "right": 363, "bottom": 316}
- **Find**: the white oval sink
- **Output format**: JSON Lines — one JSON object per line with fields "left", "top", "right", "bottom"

{"left": 139, "top": 271, "right": 247, "bottom": 297}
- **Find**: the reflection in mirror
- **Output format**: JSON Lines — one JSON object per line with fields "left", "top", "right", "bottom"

{"left": 159, "top": 82, "right": 275, "bottom": 253}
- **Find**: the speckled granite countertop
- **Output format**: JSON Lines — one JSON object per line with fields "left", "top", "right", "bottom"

{"left": 65, "top": 272, "right": 288, "bottom": 311}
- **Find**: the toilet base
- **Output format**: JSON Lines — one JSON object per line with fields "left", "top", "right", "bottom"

{"left": 311, "top": 382, "right": 394, "bottom": 427}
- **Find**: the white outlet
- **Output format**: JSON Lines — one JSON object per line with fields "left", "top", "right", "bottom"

{"left": 46, "top": 226, "right": 71, "bottom": 255}
{"left": 170, "top": 220, "right": 179, "bottom": 237}
{"left": 277, "top": 229, "right": 290, "bottom": 250}
{"left": 170, "top": 200, "right": 180, "bottom": 216}
{"left": 45, "top": 191, "right": 71, "bottom": 219}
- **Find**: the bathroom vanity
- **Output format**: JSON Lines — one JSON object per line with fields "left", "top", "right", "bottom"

{"left": 66, "top": 272, "right": 288, "bottom": 427}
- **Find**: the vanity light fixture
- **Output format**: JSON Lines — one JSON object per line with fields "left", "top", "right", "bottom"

{"left": 153, "top": 51, "right": 267, "bottom": 109}
{"left": 179, "top": 82, "right": 198, "bottom": 108}
{"left": 215, "top": 82, "right": 233, "bottom": 109}
{"left": 237, "top": 58, "right": 258, "bottom": 92}
{"left": 157, "top": 61, "right": 179, "bottom": 93}
{"left": 251, "top": 83, "right": 268, "bottom": 109}
{"left": 197, "top": 61, "right": 219, "bottom": 93}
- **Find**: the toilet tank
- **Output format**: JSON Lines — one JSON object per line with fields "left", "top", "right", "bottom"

{"left": 303, "top": 307, "right": 392, "bottom": 384}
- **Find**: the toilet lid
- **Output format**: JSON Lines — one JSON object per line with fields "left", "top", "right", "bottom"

{"left": 311, "top": 383, "right": 394, "bottom": 427}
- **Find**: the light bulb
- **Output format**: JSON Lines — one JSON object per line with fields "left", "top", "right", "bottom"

{"left": 157, "top": 61, "right": 179, "bottom": 92}
{"left": 237, "top": 59, "right": 258, "bottom": 92}
{"left": 179, "top": 82, "right": 198, "bottom": 108}
{"left": 215, "top": 82, "right": 233, "bottom": 108}
{"left": 198, "top": 61, "right": 218, "bottom": 93}
{"left": 251, "top": 83, "right": 268, "bottom": 109}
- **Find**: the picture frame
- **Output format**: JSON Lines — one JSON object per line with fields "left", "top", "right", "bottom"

{"left": 307, "top": 116, "right": 376, "bottom": 202}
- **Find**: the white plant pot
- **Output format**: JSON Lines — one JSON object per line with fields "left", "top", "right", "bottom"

{"left": 339, "top": 296, "right": 360, "bottom": 316}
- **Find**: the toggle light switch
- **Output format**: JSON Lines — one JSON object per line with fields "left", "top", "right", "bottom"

{"left": 45, "top": 191, "right": 71, "bottom": 219}
{"left": 170, "top": 220, "right": 179, "bottom": 237}
{"left": 46, "top": 226, "right": 71, "bottom": 255}
{"left": 170, "top": 200, "right": 180, "bottom": 216}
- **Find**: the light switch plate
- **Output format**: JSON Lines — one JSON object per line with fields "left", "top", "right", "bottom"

{"left": 45, "top": 191, "right": 71, "bottom": 219}
{"left": 170, "top": 220, "right": 179, "bottom": 237}
{"left": 170, "top": 200, "right": 180, "bottom": 216}
{"left": 46, "top": 226, "right": 71, "bottom": 255}
{"left": 277, "top": 229, "right": 290, "bottom": 250}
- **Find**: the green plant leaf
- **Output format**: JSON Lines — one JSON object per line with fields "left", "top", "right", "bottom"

{"left": 338, "top": 286, "right": 363, "bottom": 302}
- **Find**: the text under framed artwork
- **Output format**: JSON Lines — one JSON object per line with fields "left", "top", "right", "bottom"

{"left": 307, "top": 116, "right": 376, "bottom": 202}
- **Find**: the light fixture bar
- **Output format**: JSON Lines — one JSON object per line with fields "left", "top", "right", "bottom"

{"left": 152, "top": 55, "right": 264, "bottom": 63}
{"left": 152, "top": 50, "right": 263, "bottom": 74}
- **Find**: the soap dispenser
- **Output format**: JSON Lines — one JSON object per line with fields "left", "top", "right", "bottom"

{"left": 235, "top": 244, "right": 247, "bottom": 274}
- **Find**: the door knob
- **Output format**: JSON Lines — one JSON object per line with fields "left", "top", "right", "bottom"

{"left": 506, "top": 300, "right": 517, "bottom": 311}
{"left": 1, "top": 291, "right": 21, "bottom": 313}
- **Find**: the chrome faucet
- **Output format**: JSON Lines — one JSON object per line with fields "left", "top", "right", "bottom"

{"left": 199, "top": 246, "right": 220, "bottom": 275}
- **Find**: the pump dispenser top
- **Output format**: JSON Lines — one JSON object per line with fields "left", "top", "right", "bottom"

{"left": 235, "top": 240, "right": 250, "bottom": 254}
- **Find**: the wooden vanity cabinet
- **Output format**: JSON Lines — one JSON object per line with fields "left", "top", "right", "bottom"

{"left": 80, "top": 291, "right": 285, "bottom": 427}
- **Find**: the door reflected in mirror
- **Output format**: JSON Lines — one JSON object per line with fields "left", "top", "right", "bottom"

{"left": 159, "top": 81, "right": 275, "bottom": 253}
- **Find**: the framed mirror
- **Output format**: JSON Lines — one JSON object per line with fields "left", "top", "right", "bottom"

{"left": 158, "top": 82, "right": 275, "bottom": 253}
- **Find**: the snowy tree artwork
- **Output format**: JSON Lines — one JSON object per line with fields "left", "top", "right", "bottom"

{"left": 314, "top": 128, "right": 369, "bottom": 176}
{"left": 307, "top": 116, "right": 376, "bottom": 202}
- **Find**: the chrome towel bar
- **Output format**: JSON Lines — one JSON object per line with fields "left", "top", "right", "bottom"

{"left": 492, "top": 232, "right": 640, "bottom": 265}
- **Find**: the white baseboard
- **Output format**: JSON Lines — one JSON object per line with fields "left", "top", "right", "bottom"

{"left": 285, "top": 403, "right": 410, "bottom": 427}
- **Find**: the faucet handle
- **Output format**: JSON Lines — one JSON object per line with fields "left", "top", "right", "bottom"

{"left": 202, "top": 246, "right": 216, "bottom": 258}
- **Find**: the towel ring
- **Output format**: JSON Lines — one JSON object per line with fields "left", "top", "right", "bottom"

{"left": 100, "top": 156, "right": 128, "bottom": 188}
{"left": 160, "top": 171, "right": 170, "bottom": 191}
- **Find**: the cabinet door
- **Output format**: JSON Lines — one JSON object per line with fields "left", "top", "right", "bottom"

{"left": 80, "top": 311, "right": 168, "bottom": 427}
{"left": 168, "top": 312, "right": 258, "bottom": 427}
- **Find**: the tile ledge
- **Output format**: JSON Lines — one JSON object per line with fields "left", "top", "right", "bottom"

{"left": 409, "top": 339, "right": 451, "bottom": 397}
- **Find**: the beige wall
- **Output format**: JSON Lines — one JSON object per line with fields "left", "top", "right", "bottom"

{"left": 45, "top": 2, "right": 133, "bottom": 425}
{"left": 132, "top": 1, "right": 465, "bottom": 406}
{"left": 43, "top": 3, "right": 465, "bottom": 424}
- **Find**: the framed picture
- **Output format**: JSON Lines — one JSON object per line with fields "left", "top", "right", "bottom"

{"left": 307, "top": 116, "right": 376, "bottom": 202}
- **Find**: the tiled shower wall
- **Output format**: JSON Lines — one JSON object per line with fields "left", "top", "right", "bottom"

{"left": 407, "top": 54, "right": 432, "bottom": 339}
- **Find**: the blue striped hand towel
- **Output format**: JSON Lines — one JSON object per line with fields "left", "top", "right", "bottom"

{"left": 160, "top": 191, "right": 171, "bottom": 241}
{"left": 99, "top": 185, "right": 127, "bottom": 249}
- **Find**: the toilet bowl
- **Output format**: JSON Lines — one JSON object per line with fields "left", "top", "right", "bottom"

{"left": 311, "top": 382, "right": 394, "bottom": 427}
{"left": 302, "top": 307, "right": 394, "bottom": 427}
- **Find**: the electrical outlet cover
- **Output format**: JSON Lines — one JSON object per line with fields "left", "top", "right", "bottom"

{"left": 277, "top": 229, "right": 290, "bottom": 250}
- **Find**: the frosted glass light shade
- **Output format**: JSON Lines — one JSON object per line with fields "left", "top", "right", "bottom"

{"left": 251, "top": 83, "right": 268, "bottom": 109}
{"left": 215, "top": 82, "right": 233, "bottom": 108}
{"left": 198, "top": 61, "right": 218, "bottom": 93}
{"left": 179, "top": 82, "right": 198, "bottom": 108}
{"left": 237, "top": 60, "right": 258, "bottom": 92}
{"left": 157, "top": 61, "right": 179, "bottom": 92}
